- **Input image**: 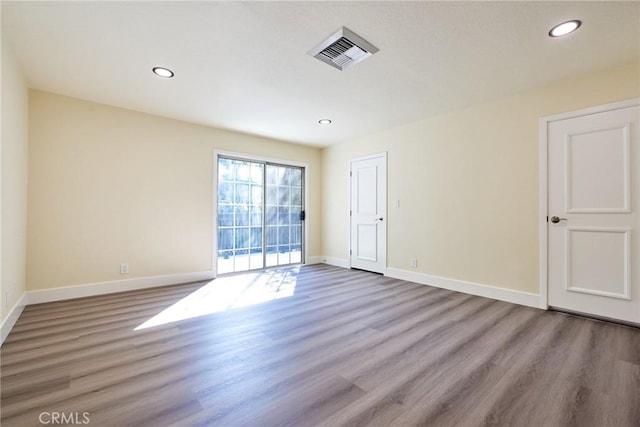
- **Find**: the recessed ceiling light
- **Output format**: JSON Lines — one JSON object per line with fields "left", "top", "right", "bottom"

{"left": 152, "top": 67, "right": 174, "bottom": 78}
{"left": 318, "top": 119, "right": 332, "bottom": 125}
{"left": 549, "top": 20, "right": 582, "bottom": 37}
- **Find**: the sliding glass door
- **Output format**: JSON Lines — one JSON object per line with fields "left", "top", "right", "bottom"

{"left": 217, "top": 156, "right": 304, "bottom": 274}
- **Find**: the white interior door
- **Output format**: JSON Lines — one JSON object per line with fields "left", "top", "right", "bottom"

{"left": 350, "top": 153, "right": 387, "bottom": 274}
{"left": 548, "top": 103, "right": 639, "bottom": 323}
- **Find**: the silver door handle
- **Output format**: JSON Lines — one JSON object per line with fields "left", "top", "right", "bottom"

{"left": 550, "top": 216, "right": 567, "bottom": 224}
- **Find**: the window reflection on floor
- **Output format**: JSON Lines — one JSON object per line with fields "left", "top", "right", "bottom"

{"left": 135, "top": 267, "right": 299, "bottom": 330}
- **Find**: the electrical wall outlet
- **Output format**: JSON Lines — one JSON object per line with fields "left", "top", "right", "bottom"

{"left": 4, "top": 290, "right": 8, "bottom": 307}
{"left": 120, "top": 263, "right": 129, "bottom": 274}
{"left": 410, "top": 258, "right": 417, "bottom": 268}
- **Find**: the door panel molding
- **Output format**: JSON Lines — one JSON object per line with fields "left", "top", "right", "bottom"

{"left": 564, "top": 227, "right": 631, "bottom": 300}
{"left": 564, "top": 124, "right": 631, "bottom": 213}
{"left": 539, "top": 97, "right": 639, "bottom": 315}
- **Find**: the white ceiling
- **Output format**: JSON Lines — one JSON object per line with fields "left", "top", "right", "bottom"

{"left": 2, "top": 1, "right": 638, "bottom": 147}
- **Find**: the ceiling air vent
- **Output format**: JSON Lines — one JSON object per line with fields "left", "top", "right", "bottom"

{"left": 308, "top": 27, "right": 379, "bottom": 71}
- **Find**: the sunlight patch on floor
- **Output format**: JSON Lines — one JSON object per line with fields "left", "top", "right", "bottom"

{"left": 134, "top": 267, "right": 299, "bottom": 330}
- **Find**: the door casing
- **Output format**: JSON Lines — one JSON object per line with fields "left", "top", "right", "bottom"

{"left": 538, "top": 98, "right": 640, "bottom": 310}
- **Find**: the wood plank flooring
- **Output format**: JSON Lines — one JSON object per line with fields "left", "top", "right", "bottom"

{"left": 1, "top": 264, "right": 639, "bottom": 426}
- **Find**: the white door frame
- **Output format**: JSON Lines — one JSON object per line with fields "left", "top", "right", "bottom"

{"left": 349, "top": 152, "right": 388, "bottom": 274}
{"left": 538, "top": 97, "right": 640, "bottom": 309}
{"left": 213, "top": 150, "right": 310, "bottom": 277}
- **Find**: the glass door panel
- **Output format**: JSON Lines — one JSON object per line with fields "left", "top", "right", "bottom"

{"left": 265, "top": 165, "right": 303, "bottom": 267}
{"left": 217, "top": 157, "right": 264, "bottom": 274}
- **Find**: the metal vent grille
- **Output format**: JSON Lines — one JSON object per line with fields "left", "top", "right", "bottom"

{"left": 308, "top": 27, "right": 378, "bottom": 71}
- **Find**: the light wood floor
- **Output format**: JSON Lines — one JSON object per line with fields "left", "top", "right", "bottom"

{"left": 1, "top": 265, "right": 639, "bottom": 426}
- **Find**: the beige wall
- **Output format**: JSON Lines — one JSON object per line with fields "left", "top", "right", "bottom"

{"left": 321, "top": 61, "right": 640, "bottom": 294}
{"left": 27, "top": 91, "right": 321, "bottom": 291}
{"left": 1, "top": 35, "right": 29, "bottom": 323}
{"left": 16, "top": 60, "right": 640, "bottom": 298}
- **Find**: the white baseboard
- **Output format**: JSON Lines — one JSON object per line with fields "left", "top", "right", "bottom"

{"left": 386, "top": 268, "right": 540, "bottom": 308}
{"left": 26, "top": 270, "right": 215, "bottom": 305}
{"left": 1, "top": 292, "right": 26, "bottom": 346}
{"left": 305, "top": 256, "right": 323, "bottom": 265}
{"left": 321, "top": 256, "right": 350, "bottom": 269}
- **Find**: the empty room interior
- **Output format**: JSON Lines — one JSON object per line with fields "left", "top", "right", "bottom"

{"left": 2, "top": 1, "right": 640, "bottom": 426}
